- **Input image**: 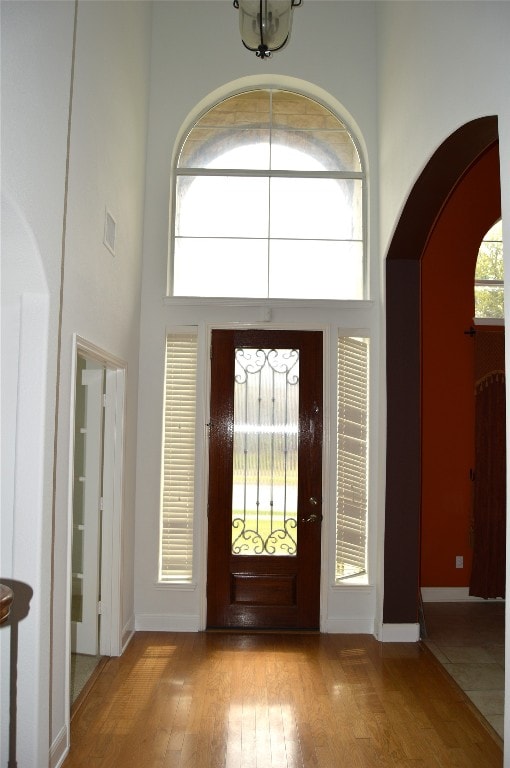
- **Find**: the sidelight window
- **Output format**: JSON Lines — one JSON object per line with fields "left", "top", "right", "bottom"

{"left": 335, "top": 335, "right": 369, "bottom": 583}
{"left": 159, "top": 331, "right": 198, "bottom": 583}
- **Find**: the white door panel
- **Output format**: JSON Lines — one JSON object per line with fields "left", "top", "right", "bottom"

{"left": 71, "top": 360, "right": 104, "bottom": 656}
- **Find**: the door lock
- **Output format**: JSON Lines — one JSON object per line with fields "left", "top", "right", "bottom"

{"left": 301, "top": 512, "right": 323, "bottom": 523}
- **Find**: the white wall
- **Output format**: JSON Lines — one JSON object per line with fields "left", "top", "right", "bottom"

{"left": 376, "top": 0, "right": 510, "bottom": 748}
{"left": 1, "top": 1, "right": 151, "bottom": 765}
{"left": 1, "top": 3, "right": 75, "bottom": 765}
{"left": 377, "top": 0, "right": 510, "bottom": 257}
{"left": 50, "top": 1, "right": 152, "bottom": 764}
{"left": 134, "top": 1, "right": 381, "bottom": 634}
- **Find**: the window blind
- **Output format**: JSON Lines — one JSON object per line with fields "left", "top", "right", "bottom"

{"left": 336, "top": 336, "right": 369, "bottom": 582}
{"left": 159, "top": 332, "right": 198, "bottom": 582}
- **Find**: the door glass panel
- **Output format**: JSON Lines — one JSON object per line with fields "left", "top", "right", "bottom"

{"left": 232, "top": 348, "right": 299, "bottom": 556}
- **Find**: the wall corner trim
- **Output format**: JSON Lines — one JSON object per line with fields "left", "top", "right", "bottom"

{"left": 49, "top": 724, "right": 68, "bottom": 768}
{"left": 378, "top": 623, "right": 420, "bottom": 642}
{"left": 122, "top": 614, "right": 136, "bottom": 652}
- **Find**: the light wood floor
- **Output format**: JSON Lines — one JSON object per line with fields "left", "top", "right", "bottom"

{"left": 63, "top": 631, "right": 503, "bottom": 768}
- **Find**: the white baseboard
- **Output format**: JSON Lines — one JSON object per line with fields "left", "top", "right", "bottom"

{"left": 421, "top": 587, "right": 504, "bottom": 603}
{"left": 324, "top": 617, "right": 375, "bottom": 634}
{"left": 122, "top": 614, "right": 135, "bottom": 652}
{"left": 135, "top": 613, "right": 201, "bottom": 632}
{"left": 377, "top": 623, "right": 420, "bottom": 642}
{"left": 50, "top": 724, "right": 68, "bottom": 768}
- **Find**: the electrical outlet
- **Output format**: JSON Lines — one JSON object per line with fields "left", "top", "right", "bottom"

{"left": 455, "top": 555, "right": 463, "bottom": 569}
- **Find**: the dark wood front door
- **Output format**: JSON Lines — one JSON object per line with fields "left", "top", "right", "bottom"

{"left": 206, "top": 329, "right": 323, "bottom": 630}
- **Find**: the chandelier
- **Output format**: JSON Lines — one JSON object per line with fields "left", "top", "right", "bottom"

{"left": 233, "top": 0, "right": 302, "bottom": 60}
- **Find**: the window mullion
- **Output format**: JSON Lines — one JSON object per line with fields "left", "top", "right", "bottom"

{"left": 176, "top": 167, "right": 364, "bottom": 180}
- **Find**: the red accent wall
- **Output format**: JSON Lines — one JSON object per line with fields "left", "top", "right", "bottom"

{"left": 420, "top": 144, "right": 501, "bottom": 587}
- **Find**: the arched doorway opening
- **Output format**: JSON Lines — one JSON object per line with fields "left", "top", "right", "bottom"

{"left": 384, "top": 116, "right": 500, "bottom": 624}
{"left": 420, "top": 145, "right": 502, "bottom": 601}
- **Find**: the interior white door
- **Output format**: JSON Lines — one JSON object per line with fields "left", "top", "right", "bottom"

{"left": 71, "top": 358, "right": 104, "bottom": 656}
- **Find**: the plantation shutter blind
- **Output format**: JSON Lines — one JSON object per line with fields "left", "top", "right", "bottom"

{"left": 336, "top": 336, "right": 369, "bottom": 581}
{"left": 160, "top": 332, "right": 198, "bottom": 582}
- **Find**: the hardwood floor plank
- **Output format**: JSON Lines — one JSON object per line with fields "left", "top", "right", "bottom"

{"left": 62, "top": 632, "right": 502, "bottom": 768}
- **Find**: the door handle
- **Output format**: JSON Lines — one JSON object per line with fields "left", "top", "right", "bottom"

{"left": 301, "top": 496, "right": 322, "bottom": 523}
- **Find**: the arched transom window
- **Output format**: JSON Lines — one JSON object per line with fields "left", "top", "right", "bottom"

{"left": 171, "top": 89, "right": 364, "bottom": 300}
{"left": 475, "top": 219, "right": 504, "bottom": 320}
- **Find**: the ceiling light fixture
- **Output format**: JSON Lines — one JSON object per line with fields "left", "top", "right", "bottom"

{"left": 233, "top": 0, "right": 302, "bottom": 60}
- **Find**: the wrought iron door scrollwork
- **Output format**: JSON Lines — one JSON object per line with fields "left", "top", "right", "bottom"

{"left": 235, "top": 348, "right": 299, "bottom": 384}
{"left": 232, "top": 516, "right": 297, "bottom": 555}
{"left": 231, "top": 346, "right": 299, "bottom": 557}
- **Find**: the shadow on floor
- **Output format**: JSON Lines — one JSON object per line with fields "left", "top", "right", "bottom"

{"left": 71, "top": 653, "right": 102, "bottom": 704}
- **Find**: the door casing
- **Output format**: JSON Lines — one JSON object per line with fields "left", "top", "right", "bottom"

{"left": 65, "top": 336, "right": 126, "bottom": 724}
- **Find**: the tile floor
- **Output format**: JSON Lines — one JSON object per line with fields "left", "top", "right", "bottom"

{"left": 422, "top": 601, "right": 505, "bottom": 739}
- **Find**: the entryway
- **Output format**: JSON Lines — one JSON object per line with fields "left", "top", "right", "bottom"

{"left": 206, "top": 329, "right": 323, "bottom": 630}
